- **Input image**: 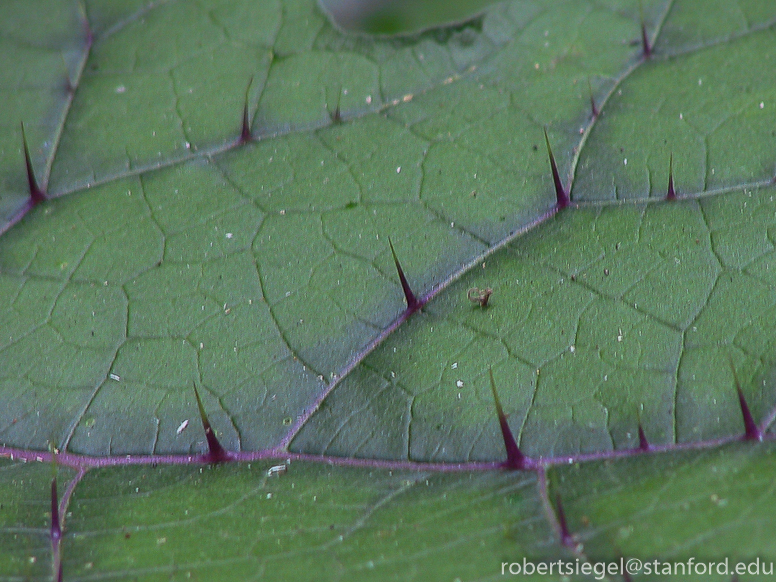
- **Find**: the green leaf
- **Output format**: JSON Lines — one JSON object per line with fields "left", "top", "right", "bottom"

{"left": 2, "top": 0, "right": 776, "bottom": 579}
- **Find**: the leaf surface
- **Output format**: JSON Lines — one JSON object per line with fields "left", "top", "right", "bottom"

{"left": 2, "top": 0, "right": 776, "bottom": 579}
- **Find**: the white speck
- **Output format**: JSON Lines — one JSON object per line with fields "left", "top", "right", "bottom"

{"left": 456, "top": 380, "right": 464, "bottom": 388}
{"left": 451, "top": 362, "right": 458, "bottom": 369}
{"left": 396, "top": 166, "right": 401, "bottom": 173}
{"left": 109, "top": 373, "right": 120, "bottom": 381}
{"left": 569, "top": 345, "right": 576, "bottom": 353}
{"left": 279, "top": 209, "right": 285, "bottom": 215}
{"left": 366, "top": 95, "right": 372, "bottom": 104}
{"left": 679, "top": 113, "right": 683, "bottom": 120}
{"left": 115, "top": 85, "right": 126, "bottom": 94}
{"left": 266, "top": 493, "right": 272, "bottom": 499}
{"left": 184, "top": 141, "right": 191, "bottom": 149}
{"left": 450, "top": 222, "right": 455, "bottom": 228}
{"left": 285, "top": 291, "right": 291, "bottom": 297}
{"left": 760, "top": 101, "right": 765, "bottom": 109}
{"left": 176, "top": 420, "right": 189, "bottom": 434}
{"left": 267, "top": 465, "right": 287, "bottom": 476}
{"left": 624, "top": 158, "right": 627, "bottom": 165}
{"left": 225, "top": 232, "right": 233, "bottom": 239}
{"left": 617, "top": 328, "right": 623, "bottom": 342}
{"left": 698, "top": 78, "right": 702, "bottom": 86}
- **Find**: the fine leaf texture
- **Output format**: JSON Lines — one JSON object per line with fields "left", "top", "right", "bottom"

{"left": 2, "top": 0, "right": 776, "bottom": 580}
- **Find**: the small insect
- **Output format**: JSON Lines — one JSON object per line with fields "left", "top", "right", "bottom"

{"left": 467, "top": 287, "right": 493, "bottom": 308}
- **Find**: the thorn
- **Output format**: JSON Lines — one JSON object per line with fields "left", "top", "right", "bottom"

{"left": 489, "top": 369, "right": 533, "bottom": 470}
{"left": 736, "top": 386, "right": 763, "bottom": 442}
{"left": 637, "top": 422, "right": 651, "bottom": 451}
{"left": 665, "top": 153, "right": 676, "bottom": 200}
{"left": 554, "top": 492, "right": 575, "bottom": 547}
{"left": 330, "top": 105, "right": 342, "bottom": 124}
{"left": 639, "top": 2, "right": 652, "bottom": 58}
{"left": 587, "top": 78, "right": 598, "bottom": 118}
{"left": 544, "top": 128, "right": 569, "bottom": 209}
{"left": 240, "top": 76, "right": 254, "bottom": 143}
{"left": 641, "top": 22, "right": 651, "bottom": 57}
{"left": 329, "top": 86, "right": 343, "bottom": 123}
{"left": 193, "top": 383, "right": 229, "bottom": 462}
{"left": 50, "top": 477, "right": 61, "bottom": 542}
{"left": 728, "top": 359, "right": 762, "bottom": 441}
{"left": 20, "top": 122, "right": 45, "bottom": 205}
{"left": 56, "top": 561, "right": 63, "bottom": 582}
{"left": 388, "top": 238, "right": 419, "bottom": 311}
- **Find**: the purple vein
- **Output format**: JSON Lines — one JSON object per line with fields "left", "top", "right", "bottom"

{"left": 4, "top": 421, "right": 773, "bottom": 473}
{"left": 568, "top": 0, "right": 675, "bottom": 193}
{"left": 277, "top": 205, "right": 560, "bottom": 449}
{"left": 281, "top": 2, "right": 681, "bottom": 449}
{"left": 42, "top": 4, "right": 93, "bottom": 188}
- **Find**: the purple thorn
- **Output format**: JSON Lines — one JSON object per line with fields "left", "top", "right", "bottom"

{"left": 489, "top": 369, "right": 533, "bottom": 470}
{"left": 639, "top": 2, "right": 652, "bottom": 59}
{"left": 193, "top": 383, "right": 230, "bottom": 463}
{"left": 543, "top": 128, "right": 569, "bottom": 209}
{"left": 587, "top": 78, "right": 598, "bottom": 118}
{"left": 641, "top": 22, "right": 652, "bottom": 58}
{"left": 637, "top": 422, "right": 651, "bottom": 452}
{"left": 729, "top": 361, "right": 763, "bottom": 441}
{"left": 20, "top": 122, "right": 45, "bottom": 205}
{"left": 665, "top": 153, "right": 676, "bottom": 201}
{"left": 737, "top": 386, "right": 763, "bottom": 442}
{"left": 50, "top": 478, "right": 61, "bottom": 542}
{"left": 240, "top": 76, "right": 254, "bottom": 143}
{"left": 555, "top": 492, "right": 575, "bottom": 547}
{"left": 388, "top": 238, "right": 419, "bottom": 311}
{"left": 330, "top": 105, "right": 342, "bottom": 124}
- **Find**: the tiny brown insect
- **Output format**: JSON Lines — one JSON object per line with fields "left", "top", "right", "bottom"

{"left": 467, "top": 287, "right": 493, "bottom": 307}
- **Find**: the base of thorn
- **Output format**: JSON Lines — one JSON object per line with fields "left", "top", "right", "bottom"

{"left": 665, "top": 153, "right": 676, "bottom": 200}
{"left": 637, "top": 423, "right": 651, "bottom": 451}
{"left": 240, "top": 76, "right": 254, "bottom": 143}
{"left": 489, "top": 369, "right": 535, "bottom": 470}
{"left": 543, "top": 129, "right": 570, "bottom": 209}
{"left": 20, "top": 122, "right": 46, "bottom": 204}
{"left": 388, "top": 238, "right": 420, "bottom": 311}
{"left": 641, "top": 23, "right": 652, "bottom": 58}
{"left": 193, "top": 383, "right": 230, "bottom": 462}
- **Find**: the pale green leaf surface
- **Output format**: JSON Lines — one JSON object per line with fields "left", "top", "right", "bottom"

{"left": 59, "top": 462, "right": 556, "bottom": 581}
{"left": 552, "top": 442, "right": 776, "bottom": 580}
